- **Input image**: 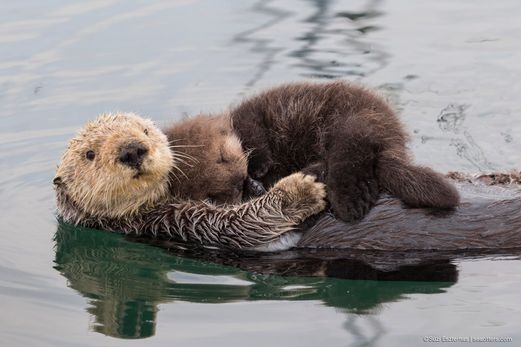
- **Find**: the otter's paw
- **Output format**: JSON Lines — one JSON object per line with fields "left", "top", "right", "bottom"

{"left": 273, "top": 172, "right": 327, "bottom": 221}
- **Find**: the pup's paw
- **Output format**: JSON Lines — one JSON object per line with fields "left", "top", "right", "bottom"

{"left": 273, "top": 172, "right": 327, "bottom": 221}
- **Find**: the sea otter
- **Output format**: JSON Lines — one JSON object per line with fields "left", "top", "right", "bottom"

{"left": 55, "top": 113, "right": 521, "bottom": 252}
{"left": 53, "top": 112, "right": 328, "bottom": 249}
{"left": 230, "top": 81, "right": 460, "bottom": 221}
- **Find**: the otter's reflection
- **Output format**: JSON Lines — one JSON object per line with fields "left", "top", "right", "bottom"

{"left": 53, "top": 222, "right": 458, "bottom": 339}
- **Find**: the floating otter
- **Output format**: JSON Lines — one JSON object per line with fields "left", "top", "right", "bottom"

{"left": 53, "top": 112, "right": 328, "bottom": 249}
{"left": 54, "top": 112, "right": 521, "bottom": 253}
{"left": 230, "top": 81, "right": 460, "bottom": 221}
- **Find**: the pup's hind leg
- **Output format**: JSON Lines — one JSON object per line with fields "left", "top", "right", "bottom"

{"left": 324, "top": 125, "right": 380, "bottom": 222}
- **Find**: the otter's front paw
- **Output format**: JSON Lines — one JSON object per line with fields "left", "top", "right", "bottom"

{"left": 273, "top": 172, "right": 327, "bottom": 222}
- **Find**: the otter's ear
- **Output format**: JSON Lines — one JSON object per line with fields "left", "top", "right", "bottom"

{"left": 53, "top": 176, "right": 63, "bottom": 186}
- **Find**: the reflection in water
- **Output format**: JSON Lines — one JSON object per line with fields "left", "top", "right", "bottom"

{"left": 54, "top": 223, "right": 456, "bottom": 340}
{"left": 291, "top": 0, "right": 388, "bottom": 79}
{"left": 233, "top": 0, "right": 291, "bottom": 88}
{"left": 234, "top": 0, "right": 389, "bottom": 88}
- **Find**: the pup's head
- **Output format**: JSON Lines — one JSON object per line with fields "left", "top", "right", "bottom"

{"left": 166, "top": 114, "right": 248, "bottom": 204}
{"left": 54, "top": 112, "right": 173, "bottom": 219}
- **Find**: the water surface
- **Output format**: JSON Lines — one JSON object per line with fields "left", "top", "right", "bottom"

{"left": 1, "top": 1, "right": 520, "bottom": 346}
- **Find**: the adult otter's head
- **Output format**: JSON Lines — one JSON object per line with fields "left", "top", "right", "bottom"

{"left": 164, "top": 114, "right": 248, "bottom": 204}
{"left": 54, "top": 112, "right": 173, "bottom": 220}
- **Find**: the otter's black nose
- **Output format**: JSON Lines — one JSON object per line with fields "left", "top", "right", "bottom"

{"left": 119, "top": 142, "right": 148, "bottom": 168}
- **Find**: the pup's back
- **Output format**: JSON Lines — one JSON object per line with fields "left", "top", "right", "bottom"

{"left": 231, "top": 81, "right": 459, "bottom": 220}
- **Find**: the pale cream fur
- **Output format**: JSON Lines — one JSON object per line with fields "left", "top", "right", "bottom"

{"left": 55, "top": 112, "right": 173, "bottom": 219}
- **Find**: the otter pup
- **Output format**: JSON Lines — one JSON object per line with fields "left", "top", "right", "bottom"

{"left": 230, "top": 81, "right": 460, "bottom": 221}
{"left": 54, "top": 112, "right": 327, "bottom": 249}
{"left": 163, "top": 114, "right": 249, "bottom": 204}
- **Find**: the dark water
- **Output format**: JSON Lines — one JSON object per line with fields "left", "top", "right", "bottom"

{"left": 1, "top": 1, "right": 520, "bottom": 346}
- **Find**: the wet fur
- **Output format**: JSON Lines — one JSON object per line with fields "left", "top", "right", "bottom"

{"left": 54, "top": 113, "right": 327, "bottom": 249}
{"left": 56, "top": 172, "right": 326, "bottom": 249}
{"left": 231, "top": 81, "right": 460, "bottom": 221}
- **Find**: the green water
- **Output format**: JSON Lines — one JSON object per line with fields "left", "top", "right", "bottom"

{"left": 53, "top": 224, "right": 454, "bottom": 339}
{"left": 1, "top": 1, "right": 521, "bottom": 346}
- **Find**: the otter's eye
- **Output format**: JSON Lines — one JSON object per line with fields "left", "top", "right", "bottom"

{"left": 85, "top": 150, "right": 95, "bottom": 160}
{"left": 144, "top": 128, "right": 149, "bottom": 135}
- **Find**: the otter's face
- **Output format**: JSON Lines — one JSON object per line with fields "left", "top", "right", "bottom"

{"left": 169, "top": 123, "right": 248, "bottom": 205}
{"left": 203, "top": 134, "right": 248, "bottom": 204}
{"left": 54, "top": 112, "right": 173, "bottom": 219}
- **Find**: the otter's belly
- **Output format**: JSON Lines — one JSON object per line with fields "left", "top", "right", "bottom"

{"left": 296, "top": 181, "right": 521, "bottom": 251}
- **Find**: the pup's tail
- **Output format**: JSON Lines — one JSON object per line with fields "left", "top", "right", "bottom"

{"left": 378, "top": 152, "right": 460, "bottom": 209}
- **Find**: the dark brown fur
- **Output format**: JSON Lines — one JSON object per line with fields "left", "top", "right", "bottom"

{"left": 231, "top": 81, "right": 460, "bottom": 221}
